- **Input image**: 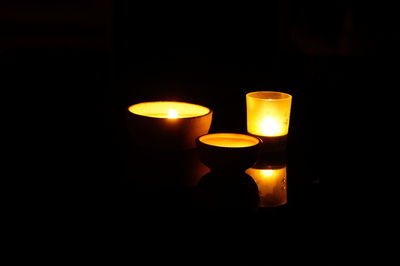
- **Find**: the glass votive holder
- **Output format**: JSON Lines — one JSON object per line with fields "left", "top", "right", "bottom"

{"left": 246, "top": 91, "right": 292, "bottom": 153}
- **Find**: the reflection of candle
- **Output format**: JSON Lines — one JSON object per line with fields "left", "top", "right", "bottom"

{"left": 127, "top": 101, "right": 212, "bottom": 149}
{"left": 246, "top": 163, "right": 287, "bottom": 207}
{"left": 246, "top": 91, "right": 292, "bottom": 137}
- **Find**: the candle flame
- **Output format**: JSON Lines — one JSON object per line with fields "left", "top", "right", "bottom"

{"left": 260, "top": 117, "right": 281, "bottom": 136}
{"left": 167, "top": 109, "right": 179, "bottom": 119}
{"left": 260, "top": 169, "right": 275, "bottom": 178}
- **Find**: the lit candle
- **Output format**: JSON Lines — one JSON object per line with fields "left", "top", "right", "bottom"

{"left": 246, "top": 161, "right": 287, "bottom": 207}
{"left": 167, "top": 109, "right": 179, "bottom": 119}
{"left": 128, "top": 101, "right": 210, "bottom": 119}
{"left": 198, "top": 133, "right": 260, "bottom": 148}
{"left": 246, "top": 91, "right": 292, "bottom": 152}
{"left": 127, "top": 101, "right": 212, "bottom": 149}
{"left": 196, "top": 133, "right": 262, "bottom": 172}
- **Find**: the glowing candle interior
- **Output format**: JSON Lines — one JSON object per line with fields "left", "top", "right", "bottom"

{"left": 128, "top": 101, "right": 210, "bottom": 119}
{"left": 246, "top": 166, "right": 287, "bottom": 207}
{"left": 167, "top": 109, "right": 179, "bottom": 119}
{"left": 198, "top": 133, "right": 260, "bottom": 148}
{"left": 246, "top": 91, "right": 292, "bottom": 137}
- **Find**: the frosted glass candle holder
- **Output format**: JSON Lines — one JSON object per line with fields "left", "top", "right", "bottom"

{"left": 246, "top": 91, "right": 292, "bottom": 153}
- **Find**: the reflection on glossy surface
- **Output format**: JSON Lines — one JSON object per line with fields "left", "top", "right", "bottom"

{"left": 246, "top": 160, "right": 287, "bottom": 207}
{"left": 123, "top": 147, "right": 209, "bottom": 188}
{"left": 194, "top": 172, "right": 259, "bottom": 209}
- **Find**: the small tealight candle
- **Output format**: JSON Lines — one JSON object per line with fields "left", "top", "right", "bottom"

{"left": 127, "top": 101, "right": 212, "bottom": 150}
{"left": 246, "top": 161, "right": 287, "bottom": 207}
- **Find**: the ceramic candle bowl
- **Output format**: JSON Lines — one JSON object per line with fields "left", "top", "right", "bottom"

{"left": 127, "top": 101, "right": 213, "bottom": 150}
{"left": 196, "top": 133, "right": 262, "bottom": 172}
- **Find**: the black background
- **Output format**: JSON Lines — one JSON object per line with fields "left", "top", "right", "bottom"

{"left": 2, "top": 0, "right": 398, "bottom": 231}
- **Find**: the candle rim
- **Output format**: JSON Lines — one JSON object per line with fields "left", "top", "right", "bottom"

{"left": 246, "top": 91, "right": 292, "bottom": 101}
{"left": 197, "top": 133, "right": 261, "bottom": 149}
{"left": 128, "top": 101, "right": 212, "bottom": 119}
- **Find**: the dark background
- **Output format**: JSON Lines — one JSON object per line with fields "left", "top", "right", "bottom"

{"left": 2, "top": 1, "right": 398, "bottom": 218}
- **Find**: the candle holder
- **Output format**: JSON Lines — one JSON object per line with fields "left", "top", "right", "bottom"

{"left": 246, "top": 91, "right": 292, "bottom": 153}
{"left": 196, "top": 133, "right": 262, "bottom": 173}
{"left": 245, "top": 159, "right": 287, "bottom": 207}
{"left": 127, "top": 101, "right": 212, "bottom": 150}
{"left": 195, "top": 133, "right": 263, "bottom": 209}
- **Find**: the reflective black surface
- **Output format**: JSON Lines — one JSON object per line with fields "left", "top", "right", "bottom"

{"left": 2, "top": 1, "right": 397, "bottom": 222}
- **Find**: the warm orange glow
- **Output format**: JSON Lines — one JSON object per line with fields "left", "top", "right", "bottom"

{"left": 199, "top": 133, "right": 260, "bottom": 148}
{"left": 128, "top": 101, "right": 210, "bottom": 119}
{"left": 246, "top": 166, "right": 287, "bottom": 207}
{"left": 167, "top": 109, "right": 179, "bottom": 119}
{"left": 260, "top": 117, "right": 282, "bottom": 136}
{"left": 260, "top": 169, "right": 274, "bottom": 177}
{"left": 246, "top": 91, "right": 292, "bottom": 137}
